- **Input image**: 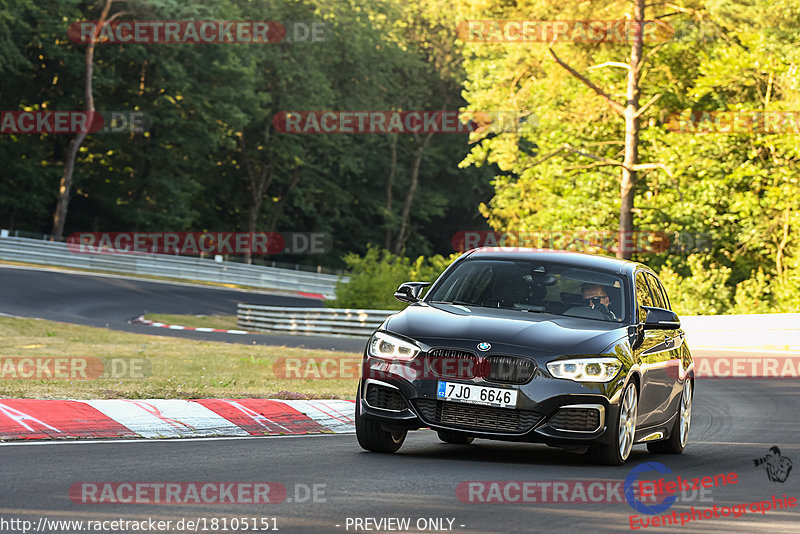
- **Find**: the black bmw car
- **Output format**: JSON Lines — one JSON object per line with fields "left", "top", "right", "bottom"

{"left": 355, "top": 248, "right": 694, "bottom": 465}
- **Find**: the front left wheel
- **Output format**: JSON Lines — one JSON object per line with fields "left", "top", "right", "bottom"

{"left": 355, "top": 387, "right": 407, "bottom": 453}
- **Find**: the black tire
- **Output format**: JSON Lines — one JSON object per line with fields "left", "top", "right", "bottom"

{"left": 355, "top": 386, "right": 406, "bottom": 453}
{"left": 648, "top": 379, "right": 692, "bottom": 454}
{"left": 437, "top": 430, "right": 474, "bottom": 445}
{"left": 587, "top": 381, "right": 638, "bottom": 466}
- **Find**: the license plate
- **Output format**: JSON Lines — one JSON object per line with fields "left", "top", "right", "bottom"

{"left": 437, "top": 381, "right": 517, "bottom": 408}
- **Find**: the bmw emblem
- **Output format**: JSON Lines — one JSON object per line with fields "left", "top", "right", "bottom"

{"left": 477, "top": 342, "right": 491, "bottom": 352}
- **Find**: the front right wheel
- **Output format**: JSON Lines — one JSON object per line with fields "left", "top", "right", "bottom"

{"left": 355, "top": 386, "right": 407, "bottom": 453}
{"left": 588, "top": 381, "right": 638, "bottom": 465}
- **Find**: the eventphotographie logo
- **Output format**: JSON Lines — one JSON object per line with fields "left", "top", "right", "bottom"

{"left": 753, "top": 447, "right": 793, "bottom": 483}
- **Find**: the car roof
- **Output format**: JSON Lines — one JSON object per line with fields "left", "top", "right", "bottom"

{"left": 463, "top": 247, "right": 645, "bottom": 276}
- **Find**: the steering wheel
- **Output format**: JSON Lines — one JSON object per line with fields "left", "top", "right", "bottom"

{"left": 595, "top": 302, "right": 614, "bottom": 321}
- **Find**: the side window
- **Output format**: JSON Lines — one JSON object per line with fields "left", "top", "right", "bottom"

{"left": 645, "top": 273, "right": 666, "bottom": 309}
{"left": 635, "top": 271, "right": 653, "bottom": 323}
{"left": 651, "top": 274, "right": 672, "bottom": 311}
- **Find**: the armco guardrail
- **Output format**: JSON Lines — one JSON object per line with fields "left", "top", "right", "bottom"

{"left": 238, "top": 304, "right": 800, "bottom": 349}
{"left": 0, "top": 235, "right": 346, "bottom": 299}
{"left": 238, "top": 304, "right": 395, "bottom": 337}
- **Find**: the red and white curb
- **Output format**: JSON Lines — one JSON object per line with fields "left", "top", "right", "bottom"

{"left": 130, "top": 315, "right": 252, "bottom": 335}
{"left": 0, "top": 398, "right": 354, "bottom": 441}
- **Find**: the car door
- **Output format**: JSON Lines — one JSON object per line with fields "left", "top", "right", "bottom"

{"left": 633, "top": 270, "right": 675, "bottom": 427}
{"left": 647, "top": 273, "right": 687, "bottom": 423}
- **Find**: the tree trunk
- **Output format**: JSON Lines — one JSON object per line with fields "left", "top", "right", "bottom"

{"left": 51, "top": 0, "right": 115, "bottom": 240}
{"left": 776, "top": 205, "right": 790, "bottom": 277}
{"left": 239, "top": 124, "right": 273, "bottom": 264}
{"left": 618, "top": 0, "right": 645, "bottom": 259}
{"left": 267, "top": 166, "right": 302, "bottom": 232}
{"left": 384, "top": 133, "right": 398, "bottom": 251}
{"left": 245, "top": 194, "right": 264, "bottom": 263}
{"left": 392, "top": 130, "right": 433, "bottom": 255}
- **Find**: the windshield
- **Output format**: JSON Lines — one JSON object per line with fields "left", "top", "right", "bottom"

{"left": 426, "top": 259, "right": 628, "bottom": 323}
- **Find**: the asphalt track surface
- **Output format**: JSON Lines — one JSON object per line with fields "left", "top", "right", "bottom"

{"left": 2, "top": 378, "right": 799, "bottom": 533}
{"left": 0, "top": 265, "right": 367, "bottom": 352}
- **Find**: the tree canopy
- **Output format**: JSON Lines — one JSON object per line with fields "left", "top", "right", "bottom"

{"left": 1, "top": 0, "right": 798, "bottom": 313}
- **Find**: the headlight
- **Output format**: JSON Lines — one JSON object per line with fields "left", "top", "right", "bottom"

{"left": 368, "top": 331, "right": 420, "bottom": 361}
{"left": 546, "top": 357, "right": 621, "bottom": 382}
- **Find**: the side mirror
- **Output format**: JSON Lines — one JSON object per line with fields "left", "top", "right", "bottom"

{"left": 642, "top": 306, "right": 681, "bottom": 330}
{"left": 394, "top": 281, "right": 431, "bottom": 304}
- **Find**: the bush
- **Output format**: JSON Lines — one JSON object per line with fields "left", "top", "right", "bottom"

{"left": 660, "top": 255, "right": 800, "bottom": 316}
{"left": 657, "top": 255, "right": 732, "bottom": 316}
{"left": 731, "top": 267, "right": 775, "bottom": 314}
{"left": 326, "top": 246, "right": 459, "bottom": 310}
{"left": 732, "top": 256, "right": 800, "bottom": 314}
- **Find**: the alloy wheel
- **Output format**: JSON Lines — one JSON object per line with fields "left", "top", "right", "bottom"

{"left": 618, "top": 384, "right": 638, "bottom": 460}
{"left": 679, "top": 380, "right": 692, "bottom": 447}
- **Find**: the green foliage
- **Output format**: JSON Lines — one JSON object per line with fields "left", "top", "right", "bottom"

{"left": 658, "top": 256, "right": 732, "bottom": 316}
{"left": 3, "top": 0, "right": 799, "bottom": 314}
{"left": 731, "top": 260, "right": 800, "bottom": 314}
{"left": 458, "top": 0, "right": 800, "bottom": 315}
{"left": 731, "top": 267, "right": 775, "bottom": 314}
{"left": 0, "top": 0, "right": 491, "bottom": 267}
{"left": 327, "top": 246, "right": 458, "bottom": 310}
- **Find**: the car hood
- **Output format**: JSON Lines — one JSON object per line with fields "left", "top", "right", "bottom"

{"left": 383, "top": 302, "right": 629, "bottom": 356}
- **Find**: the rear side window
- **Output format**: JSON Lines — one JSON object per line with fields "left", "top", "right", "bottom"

{"left": 645, "top": 273, "right": 667, "bottom": 309}
{"left": 635, "top": 271, "right": 653, "bottom": 323}
{"left": 648, "top": 273, "right": 672, "bottom": 311}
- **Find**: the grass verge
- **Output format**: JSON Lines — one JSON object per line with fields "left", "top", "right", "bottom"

{"left": 0, "top": 317, "right": 360, "bottom": 399}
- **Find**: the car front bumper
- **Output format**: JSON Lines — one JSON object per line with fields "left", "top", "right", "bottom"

{"left": 357, "top": 353, "right": 628, "bottom": 448}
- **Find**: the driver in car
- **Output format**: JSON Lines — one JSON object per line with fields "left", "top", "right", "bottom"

{"left": 581, "top": 283, "right": 619, "bottom": 321}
